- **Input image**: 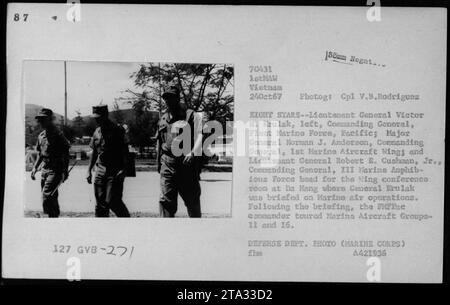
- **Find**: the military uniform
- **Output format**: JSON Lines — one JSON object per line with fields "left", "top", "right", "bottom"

{"left": 35, "top": 122, "right": 70, "bottom": 218}
{"left": 157, "top": 105, "right": 202, "bottom": 218}
{"left": 90, "top": 118, "right": 130, "bottom": 217}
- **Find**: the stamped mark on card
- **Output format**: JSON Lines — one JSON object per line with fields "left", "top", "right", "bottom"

{"left": 324, "top": 50, "right": 386, "bottom": 67}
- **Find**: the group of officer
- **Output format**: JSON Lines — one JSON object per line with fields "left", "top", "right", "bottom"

{"left": 31, "top": 86, "right": 202, "bottom": 218}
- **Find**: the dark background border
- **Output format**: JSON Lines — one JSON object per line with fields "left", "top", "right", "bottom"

{"left": 0, "top": 0, "right": 448, "bottom": 295}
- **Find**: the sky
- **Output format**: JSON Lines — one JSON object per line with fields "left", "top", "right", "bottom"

{"left": 23, "top": 60, "right": 143, "bottom": 119}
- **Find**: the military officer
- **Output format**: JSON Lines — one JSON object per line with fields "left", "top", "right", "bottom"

{"left": 31, "top": 108, "right": 70, "bottom": 218}
{"left": 156, "top": 86, "right": 203, "bottom": 218}
{"left": 86, "top": 105, "right": 130, "bottom": 217}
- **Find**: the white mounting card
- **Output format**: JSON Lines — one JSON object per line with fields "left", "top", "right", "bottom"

{"left": 4, "top": 4, "right": 446, "bottom": 282}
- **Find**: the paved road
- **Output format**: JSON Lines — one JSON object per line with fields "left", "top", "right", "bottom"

{"left": 25, "top": 166, "right": 232, "bottom": 217}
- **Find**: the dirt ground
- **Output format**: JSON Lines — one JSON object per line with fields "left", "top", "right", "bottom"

{"left": 25, "top": 166, "right": 233, "bottom": 218}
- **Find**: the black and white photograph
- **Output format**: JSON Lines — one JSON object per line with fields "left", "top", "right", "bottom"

{"left": 2, "top": 2, "right": 447, "bottom": 287}
{"left": 24, "top": 61, "right": 234, "bottom": 218}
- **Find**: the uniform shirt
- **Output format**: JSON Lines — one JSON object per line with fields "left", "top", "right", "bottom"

{"left": 157, "top": 109, "right": 202, "bottom": 156}
{"left": 90, "top": 120, "right": 128, "bottom": 171}
{"left": 36, "top": 127, "right": 70, "bottom": 170}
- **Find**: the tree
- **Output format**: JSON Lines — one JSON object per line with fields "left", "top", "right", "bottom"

{"left": 25, "top": 115, "right": 42, "bottom": 147}
{"left": 71, "top": 110, "right": 84, "bottom": 138}
{"left": 61, "top": 125, "right": 75, "bottom": 143}
{"left": 127, "top": 63, "right": 234, "bottom": 126}
{"left": 83, "top": 118, "right": 97, "bottom": 137}
{"left": 111, "top": 100, "right": 125, "bottom": 124}
{"left": 126, "top": 95, "right": 158, "bottom": 153}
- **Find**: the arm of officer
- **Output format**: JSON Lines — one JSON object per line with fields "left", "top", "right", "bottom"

{"left": 192, "top": 112, "right": 203, "bottom": 156}
{"left": 86, "top": 134, "right": 97, "bottom": 184}
{"left": 31, "top": 139, "right": 42, "bottom": 180}
{"left": 117, "top": 127, "right": 128, "bottom": 178}
{"left": 184, "top": 112, "right": 203, "bottom": 164}
{"left": 62, "top": 135, "right": 70, "bottom": 182}
{"left": 155, "top": 128, "right": 161, "bottom": 173}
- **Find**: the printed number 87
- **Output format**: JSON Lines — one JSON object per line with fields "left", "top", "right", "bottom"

{"left": 13, "top": 13, "right": 29, "bottom": 22}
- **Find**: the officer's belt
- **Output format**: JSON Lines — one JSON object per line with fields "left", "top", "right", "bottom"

{"left": 42, "top": 159, "right": 64, "bottom": 169}
{"left": 42, "top": 155, "right": 64, "bottom": 161}
{"left": 161, "top": 149, "right": 185, "bottom": 159}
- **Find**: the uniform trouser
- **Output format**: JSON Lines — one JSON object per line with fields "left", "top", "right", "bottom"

{"left": 94, "top": 170, "right": 130, "bottom": 217}
{"left": 41, "top": 168, "right": 62, "bottom": 218}
{"left": 159, "top": 154, "right": 201, "bottom": 218}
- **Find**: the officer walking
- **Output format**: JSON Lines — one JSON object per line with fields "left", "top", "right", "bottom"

{"left": 31, "top": 108, "right": 70, "bottom": 218}
{"left": 156, "top": 86, "right": 203, "bottom": 218}
{"left": 86, "top": 105, "right": 131, "bottom": 217}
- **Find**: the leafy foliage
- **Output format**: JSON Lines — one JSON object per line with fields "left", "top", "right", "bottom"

{"left": 125, "top": 98, "right": 159, "bottom": 152}
{"left": 128, "top": 63, "right": 234, "bottom": 125}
